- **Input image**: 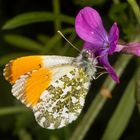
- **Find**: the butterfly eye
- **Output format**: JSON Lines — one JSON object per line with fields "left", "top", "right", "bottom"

{"left": 82, "top": 51, "right": 89, "bottom": 59}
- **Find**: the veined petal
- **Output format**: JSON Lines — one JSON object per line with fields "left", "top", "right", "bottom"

{"left": 83, "top": 42, "right": 97, "bottom": 51}
{"left": 75, "top": 7, "right": 108, "bottom": 46}
{"left": 108, "top": 22, "right": 119, "bottom": 55}
{"left": 98, "top": 51, "right": 120, "bottom": 83}
{"left": 83, "top": 42, "right": 119, "bottom": 83}
{"left": 115, "top": 43, "right": 140, "bottom": 56}
{"left": 83, "top": 42, "right": 104, "bottom": 57}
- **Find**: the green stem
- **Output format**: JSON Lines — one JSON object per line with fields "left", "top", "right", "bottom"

{"left": 127, "top": 0, "right": 140, "bottom": 24}
{"left": 70, "top": 55, "right": 132, "bottom": 140}
{"left": 53, "top": 0, "right": 61, "bottom": 31}
{"left": 0, "top": 106, "right": 28, "bottom": 116}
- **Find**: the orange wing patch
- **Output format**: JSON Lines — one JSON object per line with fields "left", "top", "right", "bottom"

{"left": 12, "top": 68, "right": 52, "bottom": 107}
{"left": 25, "top": 68, "right": 52, "bottom": 106}
{"left": 4, "top": 56, "right": 43, "bottom": 84}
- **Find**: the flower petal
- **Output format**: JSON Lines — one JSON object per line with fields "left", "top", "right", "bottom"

{"left": 108, "top": 22, "right": 119, "bottom": 55}
{"left": 75, "top": 7, "right": 108, "bottom": 46}
{"left": 98, "top": 51, "right": 120, "bottom": 83}
{"left": 115, "top": 43, "right": 140, "bottom": 56}
{"left": 83, "top": 42, "right": 97, "bottom": 51}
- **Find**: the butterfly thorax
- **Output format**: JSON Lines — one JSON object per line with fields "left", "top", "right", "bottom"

{"left": 72, "top": 49, "right": 97, "bottom": 80}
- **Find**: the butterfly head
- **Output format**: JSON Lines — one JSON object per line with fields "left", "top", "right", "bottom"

{"left": 73, "top": 49, "right": 97, "bottom": 80}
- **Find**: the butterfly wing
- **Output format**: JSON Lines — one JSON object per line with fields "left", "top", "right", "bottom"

{"left": 3, "top": 55, "right": 74, "bottom": 84}
{"left": 4, "top": 55, "right": 91, "bottom": 129}
{"left": 11, "top": 63, "right": 90, "bottom": 129}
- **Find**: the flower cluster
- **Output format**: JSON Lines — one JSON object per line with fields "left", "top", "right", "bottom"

{"left": 75, "top": 7, "right": 140, "bottom": 83}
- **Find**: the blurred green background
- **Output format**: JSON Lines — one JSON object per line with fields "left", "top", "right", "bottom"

{"left": 0, "top": 0, "right": 140, "bottom": 140}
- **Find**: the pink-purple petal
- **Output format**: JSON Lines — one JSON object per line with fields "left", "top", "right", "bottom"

{"left": 108, "top": 22, "right": 119, "bottom": 55}
{"left": 98, "top": 51, "right": 120, "bottom": 83}
{"left": 83, "top": 42, "right": 97, "bottom": 51}
{"left": 75, "top": 7, "right": 108, "bottom": 46}
{"left": 115, "top": 43, "right": 140, "bottom": 56}
{"left": 83, "top": 42, "right": 119, "bottom": 83}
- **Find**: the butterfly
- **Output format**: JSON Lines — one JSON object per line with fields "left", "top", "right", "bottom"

{"left": 3, "top": 35, "right": 97, "bottom": 129}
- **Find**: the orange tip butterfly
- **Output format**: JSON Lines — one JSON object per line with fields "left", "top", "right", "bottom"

{"left": 3, "top": 32, "right": 97, "bottom": 129}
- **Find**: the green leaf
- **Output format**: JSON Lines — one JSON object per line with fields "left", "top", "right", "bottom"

{"left": 41, "top": 28, "right": 75, "bottom": 54}
{"left": 0, "top": 107, "right": 28, "bottom": 116}
{"left": 74, "top": 0, "right": 106, "bottom": 6}
{"left": 15, "top": 111, "right": 33, "bottom": 131}
{"left": 50, "top": 135, "right": 59, "bottom": 140}
{"left": 113, "top": 0, "right": 120, "bottom": 4}
{"left": 101, "top": 78, "right": 135, "bottom": 140}
{"left": 4, "top": 34, "right": 44, "bottom": 51}
{"left": 18, "top": 129, "right": 32, "bottom": 140}
{"left": 109, "top": 3, "right": 128, "bottom": 25}
{"left": 3, "top": 12, "right": 74, "bottom": 29}
{"left": 127, "top": 0, "right": 140, "bottom": 25}
{"left": 0, "top": 52, "right": 30, "bottom": 66}
{"left": 62, "top": 32, "right": 77, "bottom": 55}
{"left": 41, "top": 34, "right": 61, "bottom": 53}
{"left": 37, "top": 34, "right": 50, "bottom": 45}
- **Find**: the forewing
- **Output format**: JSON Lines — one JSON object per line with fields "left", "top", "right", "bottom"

{"left": 3, "top": 55, "right": 74, "bottom": 84}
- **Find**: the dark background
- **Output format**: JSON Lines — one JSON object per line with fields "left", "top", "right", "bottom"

{"left": 0, "top": 0, "right": 140, "bottom": 140}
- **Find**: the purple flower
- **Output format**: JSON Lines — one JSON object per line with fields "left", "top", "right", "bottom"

{"left": 75, "top": 7, "right": 140, "bottom": 83}
{"left": 115, "top": 43, "right": 140, "bottom": 56}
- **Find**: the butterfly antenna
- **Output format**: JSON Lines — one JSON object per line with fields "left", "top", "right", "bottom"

{"left": 57, "top": 30, "right": 80, "bottom": 52}
{"left": 93, "top": 71, "right": 108, "bottom": 80}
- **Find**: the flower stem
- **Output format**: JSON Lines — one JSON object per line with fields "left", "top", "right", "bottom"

{"left": 70, "top": 55, "right": 132, "bottom": 140}
{"left": 127, "top": 0, "right": 140, "bottom": 24}
{"left": 53, "top": 0, "right": 61, "bottom": 31}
